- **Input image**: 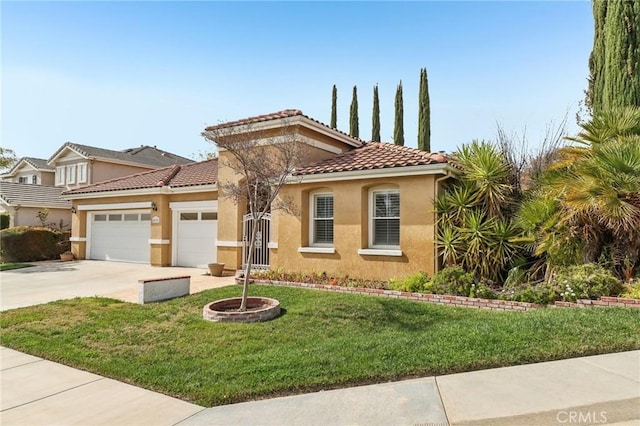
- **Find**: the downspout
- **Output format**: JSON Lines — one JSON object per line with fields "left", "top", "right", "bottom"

{"left": 434, "top": 170, "right": 453, "bottom": 274}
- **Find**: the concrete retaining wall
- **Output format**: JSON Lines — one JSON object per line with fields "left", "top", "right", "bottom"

{"left": 138, "top": 275, "right": 190, "bottom": 304}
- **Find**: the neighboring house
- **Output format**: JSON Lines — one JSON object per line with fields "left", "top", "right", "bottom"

{"left": 1, "top": 157, "right": 55, "bottom": 185}
{"left": 63, "top": 110, "right": 454, "bottom": 280}
{"left": 0, "top": 182, "right": 71, "bottom": 228}
{"left": 48, "top": 142, "right": 194, "bottom": 190}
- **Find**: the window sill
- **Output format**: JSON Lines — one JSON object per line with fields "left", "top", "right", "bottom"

{"left": 298, "top": 246, "right": 336, "bottom": 254}
{"left": 357, "top": 249, "right": 403, "bottom": 257}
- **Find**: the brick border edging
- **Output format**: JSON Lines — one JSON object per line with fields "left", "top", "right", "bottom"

{"left": 239, "top": 278, "right": 640, "bottom": 311}
{"left": 241, "top": 278, "right": 541, "bottom": 311}
{"left": 554, "top": 297, "right": 640, "bottom": 309}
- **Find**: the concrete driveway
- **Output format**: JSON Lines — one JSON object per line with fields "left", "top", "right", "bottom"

{"left": 0, "top": 260, "right": 236, "bottom": 311}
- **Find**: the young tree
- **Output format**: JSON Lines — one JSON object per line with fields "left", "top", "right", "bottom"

{"left": 418, "top": 67, "right": 431, "bottom": 151}
{"left": 394, "top": 81, "right": 404, "bottom": 146}
{"left": 349, "top": 85, "right": 359, "bottom": 138}
{"left": 372, "top": 84, "right": 381, "bottom": 142}
{"left": 586, "top": 0, "right": 640, "bottom": 114}
{"left": 330, "top": 85, "right": 338, "bottom": 129}
{"left": 0, "top": 147, "right": 17, "bottom": 170}
{"left": 201, "top": 122, "right": 310, "bottom": 311}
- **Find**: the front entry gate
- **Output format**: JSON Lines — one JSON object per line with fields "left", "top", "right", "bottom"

{"left": 242, "top": 213, "right": 271, "bottom": 270}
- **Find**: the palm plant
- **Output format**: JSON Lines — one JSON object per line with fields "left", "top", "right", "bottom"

{"left": 521, "top": 107, "right": 640, "bottom": 279}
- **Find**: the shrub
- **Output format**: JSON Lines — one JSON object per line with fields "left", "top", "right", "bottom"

{"left": 389, "top": 272, "right": 430, "bottom": 293}
{"left": 500, "top": 283, "right": 558, "bottom": 305}
{"left": 430, "top": 266, "right": 475, "bottom": 297}
{"left": 0, "top": 226, "right": 69, "bottom": 262}
{"left": 620, "top": 279, "right": 640, "bottom": 300}
{"left": 0, "top": 213, "right": 10, "bottom": 230}
{"left": 550, "top": 264, "right": 623, "bottom": 302}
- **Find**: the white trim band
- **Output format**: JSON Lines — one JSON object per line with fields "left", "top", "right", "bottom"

{"left": 291, "top": 164, "right": 455, "bottom": 184}
{"left": 267, "top": 242, "right": 278, "bottom": 249}
{"left": 298, "top": 246, "right": 335, "bottom": 254}
{"left": 358, "top": 249, "right": 403, "bottom": 257}
{"left": 216, "top": 241, "right": 243, "bottom": 247}
{"left": 149, "top": 239, "right": 170, "bottom": 245}
{"left": 69, "top": 237, "right": 87, "bottom": 242}
{"left": 169, "top": 200, "right": 218, "bottom": 210}
{"left": 78, "top": 202, "right": 153, "bottom": 211}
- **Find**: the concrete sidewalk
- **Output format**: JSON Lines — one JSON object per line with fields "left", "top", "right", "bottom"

{"left": 1, "top": 347, "right": 638, "bottom": 426}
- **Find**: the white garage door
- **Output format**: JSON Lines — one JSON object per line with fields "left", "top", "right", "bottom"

{"left": 175, "top": 211, "right": 217, "bottom": 267}
{"left": 90, "top": 212, "right": 150, "bottom": 263}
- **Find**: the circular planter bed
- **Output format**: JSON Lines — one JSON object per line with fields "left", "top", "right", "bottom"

{"left": 203, "top": 297, "right": 281, "bottom": 323}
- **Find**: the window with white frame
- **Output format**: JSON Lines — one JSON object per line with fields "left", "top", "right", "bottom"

{"left": 18, "top": 176, "right": 28, "bottom": 184}
{"left": 31, "top": 175, "right": 37, "bottom": 184}
{"left": 370, "top": 189, "right": 400, "bottom": 248}
{"left": 66, "top": 164, "right": 77, "bottom": 184}
{"left": 311, "top": 192, "right": 334, "bottom": 245}
{"left": 55, "top": 166, "right": 65, "bottom": 185}
{"left": 77, "top": 163, "right": 88, "bottom": 183}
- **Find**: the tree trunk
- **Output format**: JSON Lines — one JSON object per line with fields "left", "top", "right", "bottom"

{"left": 240, "top": 216, "right": 260, "bottom": 311}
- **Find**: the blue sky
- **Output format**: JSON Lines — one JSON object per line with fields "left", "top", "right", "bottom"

{"left": 2, "top": 1, "right": 593, "bottom": 162}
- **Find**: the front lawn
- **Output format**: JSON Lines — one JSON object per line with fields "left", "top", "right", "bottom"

{"left": 1, "top": 285, "right": 638, "bottom": 407}
{"left": 0, "top": 262, "right": 34, "bottom": 271}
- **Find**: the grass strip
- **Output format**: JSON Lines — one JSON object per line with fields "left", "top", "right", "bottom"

{"left": 0, "top": 262, "right": 34, "bottom": 271}
{"left": 1, "top": 285, "right": 638, "bottom": 407}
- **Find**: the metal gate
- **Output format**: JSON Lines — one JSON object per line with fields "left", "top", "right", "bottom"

{"left": 242, "top": 213, "right": 271, "bottom": 270}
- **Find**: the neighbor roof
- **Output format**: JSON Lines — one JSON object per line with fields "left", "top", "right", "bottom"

{"left": 0, "top": 182, "right": 71, "bottom": 209}
{"left": 293, "top": 142, "right": 448, "bottom": 175}
{"left": 62, "top": 159, "right": 218, "bottom": 196}
{"left": 3, "top": 157, "right": 55, "bottom": 176}
{"left": 204, "top": 109, "right": 363, "bottom": 146}
{"left": 48, "top": 142, "right": 194, "bottom": 168}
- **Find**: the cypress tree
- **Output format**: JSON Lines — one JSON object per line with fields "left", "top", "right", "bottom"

{"left": 372, "top": 84, "right": 381, "bottom": 142}
{"left": 394, "top": 81, "right": 404, "bottom": 146}
{"left": 418, "top": 67, "right": 431, "bottom": 151}
{"left": 330, "top": 85, "right": 338, "bottom": 129}
{"left": 587, "top": 0, "right": 640, "bottom": 114}
{"left": 350, "top": 86, "right": 359, "bottom": 138}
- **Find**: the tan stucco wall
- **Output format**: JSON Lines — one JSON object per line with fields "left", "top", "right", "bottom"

{"left": 274, "top": 174, "right": 440, "bottom": 281}
{"left": 90, "top": 161, "right": 151, "bottom": 186}
{"left": 8, "top": 206, "right": 71, "bottom": 229}
{"left": 70, "top": 191, "right": 217, "bottom": 266}
{"left": 2, "top": 164, "right": 55, "bottom": 185}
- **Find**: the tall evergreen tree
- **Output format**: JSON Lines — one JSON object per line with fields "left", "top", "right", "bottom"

{"left": 372, "top": 84, "right": 381, "bottom": 142}
{"left": 330, "top": 85, "right": 338, "bottom": 129}
{"left": 418, "top": 67, "right": 431, "bottom": 151}
{"left": 350, "top": 85, "right": 359, "bottom": 138}
{"left": 394, "top": 81, "right": 404, "bottom": 146}
{"left": 587, "top": 0, "right": 640, "bottom": 114}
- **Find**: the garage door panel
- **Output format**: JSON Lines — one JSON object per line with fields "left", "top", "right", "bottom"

{"left": 90, "top": 212, "right": 150, "bottom": 264}
{"left": 175, "top": 211, "right": 217, "bottom": 268}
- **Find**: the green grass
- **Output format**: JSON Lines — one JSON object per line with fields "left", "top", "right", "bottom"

{"left": 0, "top": 262, "right": 34, "bottom": 271}
{"left": 1, "top": 285, "right": 638, "bottom": 407}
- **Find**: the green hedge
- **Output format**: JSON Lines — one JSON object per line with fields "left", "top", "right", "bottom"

{"left": 0, "top": 213, "right": 10, "bottom": 230}
{"left": 0, "top": 226, "right": 69, "bottom": 262}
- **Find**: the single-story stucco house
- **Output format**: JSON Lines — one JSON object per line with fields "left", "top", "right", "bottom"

{"left": 63, "top": 110, "right": 454, "bottom": 280}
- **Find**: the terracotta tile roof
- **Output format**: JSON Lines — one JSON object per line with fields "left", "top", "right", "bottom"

{"left": 48, "top": 142, "right": 193, "bottom": 168}
{"left": 204, "top": 109, "right": 363, "bottom": 145}
{"left": 0, "top": 182, "right": 71, "bottom": 208}
{"left": 63, "top": 159, "right": 218, "bottom": 196}
{"left": 293, "top": 142, "right": 449, "bottom": 175}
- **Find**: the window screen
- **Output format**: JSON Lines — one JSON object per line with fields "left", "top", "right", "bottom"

{"left": 373, "top": 191, "right": 399, "bottom": 246}
{"left": 313, "top": 194, "right": 333, "bottom": 244}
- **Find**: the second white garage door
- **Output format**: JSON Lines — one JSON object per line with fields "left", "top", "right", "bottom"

{"left": 89, "top": 212, "right": 150, "bottom": 263}
{"left": 175, "top": 211, "right": 218, "bottom": 268}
